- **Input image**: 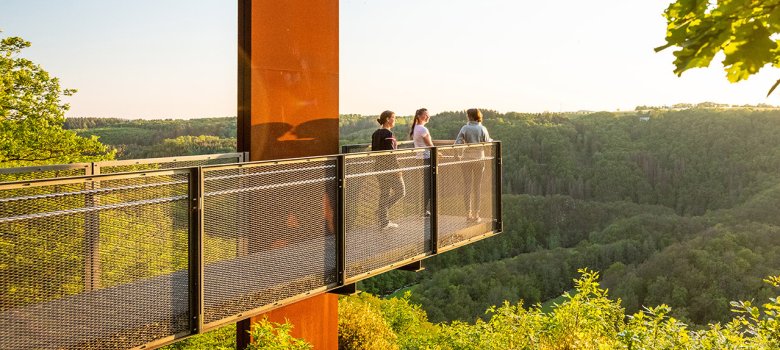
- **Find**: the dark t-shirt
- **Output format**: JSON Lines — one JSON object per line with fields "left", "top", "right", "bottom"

{"left": 371, "top": 128, "right": 396, "bottom": 151}
{"left": 371, "top": 128, "right": 399, "bottom": 169}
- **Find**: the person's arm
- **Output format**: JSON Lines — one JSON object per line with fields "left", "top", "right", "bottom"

{"left": 455, "top": 126, "right": 466, "bottom": 144}
{"left": 421, "top": 127, "right": 434, "bottom": 147}
{"left": 423, "top": 133, "right": 434, "bottom": 147}
{"left": 382, "top": 137, "right": 395, "bottom": 150}
{"left": 378, "top": 130, "right": 396, "bottom": 151}
{"left": 482, "top": 126, "right": 492, "bottom": 142}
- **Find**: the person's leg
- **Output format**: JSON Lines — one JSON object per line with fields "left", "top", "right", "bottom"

{"left": 387, "top": 174, "right": 406, "bottom": 209}
{"left": 377, "top": 175, "right": 391, "bottom": 227}
{"left": 463, "top": 162, "right": 474, "bottom": 219}
{"left": 473, "top": 163, "right": 485, "bottom": 220}
{"left": 424, "top": 160, "right": 432, "bottom": 215}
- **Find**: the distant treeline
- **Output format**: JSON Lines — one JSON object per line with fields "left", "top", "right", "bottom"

{"left": 65, "top": 117, "right": 237, "bottom": 159}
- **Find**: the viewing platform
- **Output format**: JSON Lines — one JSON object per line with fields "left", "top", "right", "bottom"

{"left": 0, "top": 141, "right": 502, "bottom": 349}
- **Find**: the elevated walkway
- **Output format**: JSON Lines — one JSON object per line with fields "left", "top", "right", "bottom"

{"left": 0, "top": 142, "right": 501, "bottom": 349}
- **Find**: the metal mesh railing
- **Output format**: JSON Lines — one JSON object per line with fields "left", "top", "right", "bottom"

{"left": 0, "top": 143, "right": 500, "bottom": 349}
{"left": 0, "top": 170, "right": 192, "bottom": 350}
{"left": 344, "top": 150, "right": 431, "bottom": 281}
{"left": 201, "top": 158, "right": 338, "bottom": 328}
{"left": 437, "top": 144, "right": 498, "bottom": 249}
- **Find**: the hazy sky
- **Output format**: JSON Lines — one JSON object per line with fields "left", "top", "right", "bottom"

{"left": 2, "top": 0, "right": 779, "bottom": 118}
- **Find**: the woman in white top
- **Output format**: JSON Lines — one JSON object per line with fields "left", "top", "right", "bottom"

{"left": 411, "top": 108, "right": 433, "bottom": 148}
{"left": 410, "top": 108, "right": 433, "bottom": 217}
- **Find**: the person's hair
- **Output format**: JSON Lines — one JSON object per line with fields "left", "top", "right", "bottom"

{"left": 410, "top": 108, "right": 428, "bottom": 138}
{"left": 467, "top": 108, "right": 483, "bottom": 123}
{"left": 377, "top": 110, "right": 395, "bottom": 125}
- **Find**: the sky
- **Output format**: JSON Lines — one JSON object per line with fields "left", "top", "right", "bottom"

{"left": 1, "top": 0, "right": 779, "bottom": 119}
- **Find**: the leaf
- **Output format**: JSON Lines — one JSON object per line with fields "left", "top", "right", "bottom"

{"left": 766, "top": 78, "right": 780, "bottom": 97}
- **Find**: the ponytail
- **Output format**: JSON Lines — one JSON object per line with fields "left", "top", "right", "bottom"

{"left": 410, "top": 108, "right": 428, "bottom": 138}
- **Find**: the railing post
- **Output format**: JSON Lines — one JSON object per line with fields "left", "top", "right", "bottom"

{"left": 430, "top": 147, "right": 439, "bottom": 254}
{"left": 84, "top": 163, "right": 100, "bottom": 291}
{"left": 336, "top": 155, "right": 346, "bottom": 285}
{"left": 494, "top": 141, "right": 503, "bottom": 233}
{"left": 188, "top": 167, "right": 204, "bottom": 334}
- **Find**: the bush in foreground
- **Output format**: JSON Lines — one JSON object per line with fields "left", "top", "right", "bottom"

{"left": 340, "top": 269, "right": 780, "bottom": 349}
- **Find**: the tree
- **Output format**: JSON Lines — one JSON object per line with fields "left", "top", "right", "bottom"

{"left": 656, "top": 0, "right": 780, "bottom": 95}
{"left": 0, "top": 34, "right": 112, "bottom": 167}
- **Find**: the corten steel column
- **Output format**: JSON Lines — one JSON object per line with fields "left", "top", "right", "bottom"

{"left": 236, "top": 0, "right": 339, "bottom": 349}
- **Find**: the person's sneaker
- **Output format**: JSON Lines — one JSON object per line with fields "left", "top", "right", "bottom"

{"left": 423, "top": 211, "right": 431, "bottom": 217}
{"left": 382, "top": 222, "right": 400, "bottom": 229}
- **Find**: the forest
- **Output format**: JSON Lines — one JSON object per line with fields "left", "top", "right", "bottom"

{"left": 63, "top": 117, "right": 237, "bottom": 159}
{"left": 346, "top": 107, "right": 780, "bottom": 328}
{"left": 7, "top": 107, "right": 780, "bottom": 349}
{"left": 63, "top": 107, "right": 780, "bottom": 328}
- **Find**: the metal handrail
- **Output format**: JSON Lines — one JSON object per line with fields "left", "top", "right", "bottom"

{"left": 0, "top": 163, "right": 91, "bottom": 175}
{"left": 0, "top": 152, "right": 246, "bottom": 182}
{"left": 341, "top": 139, "right": 456, "bottom": 154}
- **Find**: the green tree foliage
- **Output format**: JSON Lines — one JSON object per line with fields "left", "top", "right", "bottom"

{"left": 159, "top": 318, "right": 311, "bottom": 350}
{"left": 68, "top": 117, "right": 237, "bottom": 159}
{"left": 246, "top": 318, "right": 311, "bottom": 350}
{"left": 0, "top": 35, "right": 112, "bottom": 166}
{"left": 141, "top": 135, "right": 237, "bottom": 158}
{"left": 340, "top": 270, "right": 780, "bottom": 349}
{"left": 656, "top": 0, "right": 780, "bottom": 95}
{"left": 344, "top": 108, "right": 780, "bottom": 326}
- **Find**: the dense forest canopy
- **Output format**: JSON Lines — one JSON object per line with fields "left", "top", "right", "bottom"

{"left": 63, "top": 117, "right": 237, "bottom": 159}
{"left": 344, "top": 107, "right": 780, "bottom": 327}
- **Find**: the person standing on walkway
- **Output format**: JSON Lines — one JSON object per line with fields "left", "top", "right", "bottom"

{"left": 372, "top": 110, "right": 405, "bottom": 229}
{"left": 455, "top": 108, "right": 492, "bottom": 223}
{"left": 410, "top": 108, "right": 434, "bottom": 217}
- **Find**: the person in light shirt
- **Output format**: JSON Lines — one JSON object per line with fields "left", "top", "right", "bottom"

{"left": 410, "top": 108, "right": 434, "bottom": 217}
{"left": 455, "top": 108, "right": 492, "bottom": 223}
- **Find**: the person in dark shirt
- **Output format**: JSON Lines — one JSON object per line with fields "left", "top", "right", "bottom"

{"left": 371, "top": 110, "right": 405, "bottom": 229}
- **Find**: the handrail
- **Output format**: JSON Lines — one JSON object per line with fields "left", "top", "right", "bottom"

{"left": 341, "top": 139, "right": 455, "bottom": 154}
{"left": 0, "top": 152, "right": 246, "bottom": 182}
{"left": 0, "top": 142, "right": 501, "bottom": 350}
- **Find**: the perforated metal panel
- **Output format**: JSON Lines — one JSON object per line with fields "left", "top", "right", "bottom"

{"left": 437, "top": 144, "right": 497, "bottom": 248}
{"left": 201, "top": 158, "right": 338, "bottom": 327}
{"left": 344, "top": 150, "right": 431, "bottom": 280}
{"left": 0, "top": 171, "right": 191, "bottom": 349}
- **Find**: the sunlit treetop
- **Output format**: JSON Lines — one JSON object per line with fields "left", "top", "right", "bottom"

{"left": 0, "top": 33, "right": 112, "bottom": 166}
{"left": 656, "top": 0, "right": 780, "bottom": 95}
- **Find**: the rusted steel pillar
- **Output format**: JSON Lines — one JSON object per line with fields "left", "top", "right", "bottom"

{"left": 236, "top": 0, "right": 339, "bottom": 349}
{"left": 237, "top": 0, "right": 339, "bottom": 160}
